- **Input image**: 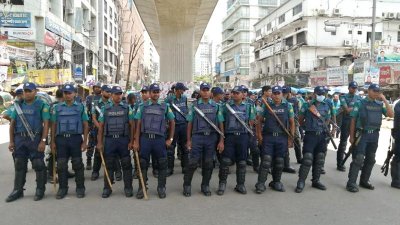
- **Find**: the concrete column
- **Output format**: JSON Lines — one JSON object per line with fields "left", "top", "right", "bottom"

{"left": 159, "top": 25, "right": 194, "bottom": 82}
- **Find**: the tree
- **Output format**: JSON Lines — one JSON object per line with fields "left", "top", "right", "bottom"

{"left": 194, "top": 74, "right": 212, "bottom": 84}
{"left": 125, "top": 34, "right": 144, "bottom": 90}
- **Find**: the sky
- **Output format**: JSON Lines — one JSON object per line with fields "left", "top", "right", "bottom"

{"left": 203, "top": 0, "right": 227, "bottom": 45}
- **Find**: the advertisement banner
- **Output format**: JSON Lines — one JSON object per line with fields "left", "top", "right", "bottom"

{"left": 27, "top": 69, "right": 72, "bottom": 86}
{"left": 353, "top": 73, "right": 365, "bottom": 86}
{"left": 0, "top": 35, "right": 10, "bottom": 66}
{"left": 7, "top": 45, "right": 35, "bottom": 61}
{"left": 74, "top": 64, "right": 83, "bottom": 82}
{"left": 379, "top": 66, "right": 391, "bottom": 86}
{"left": 2, "top": 28, "right": 35, "bottom": 40}
{"left": 376, "top": 45, "right": 400, "bottom": 63}
{"left": 45, "top": 17, "right": 72, "bottom": 41}
{"left": 0, "top": 12, "right": 31, "bottom": 28}
{"left": 364, "top": 67, "right": 380, "bottom": 87}
{"left": 327, "top": 67, "right": 348, "bottom": 86}
{"left": 310, "top": 70, "right": 327, "bottom": 86}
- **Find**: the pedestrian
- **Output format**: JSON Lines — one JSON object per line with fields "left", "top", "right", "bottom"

{"left": 97, "top": 86, "right": 135, "bottom": 198}
{"left": 391, "top": 100, "right": 400, "bottom": 189}
{"left": 133, "top": 83, "right": 175, "bottom": 199}
{"left": 6, "top": 82, "right": 50, "bottom": 202}
{"left": 50, "top": 84, "right": 89, "bottom": 199}
{"left": 346, "top": 84, "right": 393, "bottom": 192}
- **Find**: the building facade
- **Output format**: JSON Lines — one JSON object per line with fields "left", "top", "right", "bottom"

{"left": 194, "top": 35, "right": 212, "bottom": 77}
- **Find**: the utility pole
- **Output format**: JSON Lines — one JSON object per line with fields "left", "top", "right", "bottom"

{"left": 370, "top": 0, "right": 377, "bottom": 62}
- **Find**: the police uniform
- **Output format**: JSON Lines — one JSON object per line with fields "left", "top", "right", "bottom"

{"left": 98, "top": 86, "right": 135, "bottom": 198}
{"left": 164, "top": 82, "right": 189, "bottom": 176}
{"left": 90, "top": 85, "right": 113, "bottom": 181}
{"left": 295, "top": 86, "right": 334, "bottom": 193}
{"left": 346, "top": 84, "right": 389, "bottom": 192}
{"left": 6, "top": 83, "right": 51, "bottom": 202}
{"left": 217, "top": 86, "right": 256, "bottom": 195}
{"left": 51, "top": 84, "right": 89, "bottom": 199}
{"left": 255, "top": 86, "right": 294, "bottom": 193}
{"left": 333, "top": 98, "right": 342, "bottom": 138}
{"left": 337, "top": 81, "right": 362, "bottom": 171}
{"left": 183, "top": 83, "right": 224, "bottom": 197}
{"left": 241, "top": 85, "right": 258, "bottom": 169}
{"left": 134, "top": 83, "right": 175, "bottom": 199}
{"left": 392, "top": 100, "right": 400, "bottom": 189}
{"left": 85, "top": 82, "right": 102, "bottom": 170}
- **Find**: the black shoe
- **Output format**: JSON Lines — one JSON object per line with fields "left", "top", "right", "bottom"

{"left": 269, "top": 181, "right": 285, "bottom": 192}
{"left": 167, "top": 169, "right": 173, "bottom": 177}
{"left": 91, "top": 172, "right": 99, "bottom": 181}
{"left": 312, "top": 181, "right": 327, "bottom": 190}
{"left": 124, "top": 188, "right": 133, "bottom": 197}
{"left": 132, "top": 172, "right": 138, "bottom": 179}
{"left": 217, "top": 183, "right": 226, "bottom": 196}
{"left": 115, "top": 171, "right": 122, "bottom": 181}
{"left": 34, "top": 189, "right": 45, "bottom": 201}
{"left": 5, "top": 190, "right": 24, "bottom": 202}
{"left": 157, "top": 187, "right": 166, "bottom": 199}
{"left": 76, "top": 188, "right": 85, "bottom": 198}
{"left": 297, "top": 159, "right": 303, "bottom": 164}
{"left": 183, "top": 185, "right": 191, "bottom": 197}
{"left": 321, "top": 168, "right": 326, "bottom": 174}
{"left": 102, "top": 188, "right": 112, "bottom": 198}
{"left": 295, "top": 181, "right": 305, "bottom": 193}
{"left": 56, "top": 188, "right": 68, "bottom": 199}
{"left": 201, "top": 185, "right": 211, "bottom": 196}
{"left": 346, "top": 184, "right": 359, "bottom": 192}
{"left": 246, "top": 158, "right": 253, "bottom": 166}
{"left": 391, "top": 183, "right": 400, "bottom": 189}
{"left": 152, "top": 170, "right": 159, "bottom": 178}
{"left": 337, "top": 165, "right": 346, "bottom": 172}
{"left": 136, "top": 186, "right": 147, "bottom": 199}
{"left": 255, "top": 183, "right": 266, "bottom": 194}
{"left": 234, "top": 184, "right": 247, "bottom": 194}
{"left": 67, "top": 171, "right": 75, "bottom": 179}
{"left": 359, "top": 181, "right": 375, "bottom": 190}
{"left": 253, "top": 166, "right": 259, "bottom": 173}
{"left": 86, "top": 161, "right": 92, "bottom": 170}
{"left": 283, "top": 167, "right": 296, "bottom": 174}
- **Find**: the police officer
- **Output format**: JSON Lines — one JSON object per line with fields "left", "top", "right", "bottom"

{"left": 6, "top": 82, "right": 50, "bottom": 202}
{"left": 392, "top": 100, "right": 400, "bottom": 189}
{"left": 3, "top": 88, "right": 23, "bottom": 122}
{"left": 184, "top": 82, "right": 224, "bottom": 197}
{"left": 333, "top": 94, "right": 342, "bottom": 138}
{"left": 133, "top": 83, "right": 175, "bottom": 199}
{"left": 85, "top": 82, "right": 102, "bottom": 170}
{"left": 217, "top": 86, "right": 256, "bottom": 195}
{"left": 255, "top": 86, "right": 295, "bottom": 193}
{"left": 90, "top": 85, "right": 112, "bottom": 180}
{"left": 295, "top": 86, "right": 334, "bottom": 193}
{"left": 212, "top": 87, "right": 224, "bottom": 104}
{"left": 346, "top": 84, "right": 393, "bottom": 192}
{"left": 164, "top": 82, "right": 189, "bottom": 176}
{"left": 337, "top": 81, "right": 362, "bottom": 172}
{"left": 97, "top": 86, "right": 135, "bottom": 198}
{"left": 50, "top": 84, "right": 89, "bottom": 199}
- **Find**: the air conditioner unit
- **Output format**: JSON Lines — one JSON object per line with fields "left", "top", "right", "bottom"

{"left": 343, "top": 39, "right": 353, "bottom": 46}
{"left": 332, "top": 8, "right": 341, "bottom": 16}
{"left": 385, "top": 12, "right": 395, "bottom": 19}
{"left": 317, "top": 9, "right": 327, "bottom": 16}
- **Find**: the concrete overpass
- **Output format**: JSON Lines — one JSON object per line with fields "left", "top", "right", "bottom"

{"left": 134, "top": 0, "right": 218, "bottom": 82}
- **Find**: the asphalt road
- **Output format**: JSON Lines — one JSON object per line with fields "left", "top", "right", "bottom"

{"left": 0, "top": 123, "right": 398, "bottom": 225}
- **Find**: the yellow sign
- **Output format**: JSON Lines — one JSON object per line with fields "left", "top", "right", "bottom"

{"left": 27, "top": 69, "right": 72, "bottom": 85}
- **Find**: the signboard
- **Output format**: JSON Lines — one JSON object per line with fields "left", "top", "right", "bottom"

{"left": 327, "top": 66, "right": 348, "bottom": 86}
{"left": 259, "top": 46, "right": 273, "bottom": 60}
{"left": 0, "top": 35, "right": 10, "bottom": 66}
{"left": 7, "top": 45, "right": 35, "bottom": 61}
{"left": 0, "top": 12, "right": 31, "bottom": 28}
{"left": 45, "top": 17, "right": 72, "bottom": 41}
{"left": 44, "top": 31, "right": 72, "bottom": 62}
{"left": 379, "top": 66, "right": 391, "bottom": 86}
{"left": 1, "top": 28, "right": 35, "bottom": 40}
{"left": 365, "top": 67, "right": 379, "bottom": 86}
{"left": 376, "top": 46, "right": 400, "bottom": 63}
{"left": 353, "top": 73, "right": 365, "bottom": 86}
{"left": 74, "top": 64, "right": 83, "bottom": 81}
{"left": 27, "top": 69, "right": 72, "bottom": 86}
{"left": 310, "top": 70, "right": 327, "bottom": 86}
{"left": 0, "top": 66, "right": 7, "bottom": 82}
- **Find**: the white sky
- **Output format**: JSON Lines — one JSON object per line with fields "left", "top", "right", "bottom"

{"left": 203, "top": 0, "right": 227, "bottom": 44}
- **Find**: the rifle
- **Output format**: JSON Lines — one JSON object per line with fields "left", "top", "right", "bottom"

{"left": 193, "top": 106, "right": 225, "bottom": 138}
{"left": 225, "top": 103, "right": 254, "bottom": 136}
{"left": 308, "top": 105, "right": 337, "bottom": 150}
{"left": 260, "top": 98, "right": 300, "bottom": 149}
{"left": 92, "top": 102, "right": 103, "bottom": 117}
{"left": 171, "top": 103, "right": 187, "bottom": 121}
{"left": 341, "top": 129, "right": 362, "bottom": 166}
{"left": 381, "top": 135, "right": 394, "bottom": 176}
{"left": 13, "top": 102, "right": 36, "bottom": 141}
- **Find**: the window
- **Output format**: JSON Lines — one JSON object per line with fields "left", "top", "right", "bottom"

{"left": 267, "top": 22, "right": 271, "bottom": 31}
{"left": 104, "top": 33, "right": 107, "bottom": 45}
{"left": 110, "top": 52, "right": 113, "bottom": 64}
{"left": 279, "top": 14, "right": 285, "bottom": 24}
{"left": 114, "top": 41, "right": 117, "bottom": 48}
{"left": 293, "top": 3, "right": 302, "bottom": 16}
{"left": 348, "top": 30, "right": 352, "bottom": 34}
{"left": 286, "top": 36, "right": 293, "bottom": 47}
{"left": 104, "top": 17, "right": 107, "bottom": 29}
{"left": 110, "top": 22, "right": 112, "bottom": 32}
{"left": 331, "top": 31, "right": 336, "bottom": 35}
{"left": 295, "top": 59, "right": 300, "bottom": 68}
{"left": 109, "top": 7, "right": 112, "bottom": 17}
{"left": 104, "top": 0, "right": 107, "bottom": 13}
{"left": 366, "top": 32, "right": 382, "bottom": 42}
{"left": 357, "top": 31, "right": 362, "bottom": 35}
{"left": 114, "top": 27, "right": 117, "bottom": 38}
{"left": 104, "top": 49, "right": 108, "bottom": 62}
{"left": 110, "top": 37, "right": 113, "bottom": 47}
{"left": 398, "top": 31, "right": 400, "bottom": 42}
{"left": 296, "top": 31, "right": 306, "bottom": 44}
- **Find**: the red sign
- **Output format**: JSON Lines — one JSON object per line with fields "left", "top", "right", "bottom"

{"left": 44, "top": 31, "right": 57, "bottom": 47}
{"left": 379, "top": 66, "right": 391, "bottom": 86}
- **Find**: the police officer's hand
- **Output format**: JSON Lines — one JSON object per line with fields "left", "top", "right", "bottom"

{"left": 51, "top": 142, "right": 56, "bottom": 154}
{"left": 133, "top": 141, "right": 139, "bottom": 152}
{"left": 38, "top": 140, "right": 46, "bottom": 152}
{"left": 81, "top": 142, "right": 87, "bottom": 152}
{"left": 8, "top": 142, "right": 15, "bottom": 152}
{"left": 349, "top": 136, "right": 355, "bottom": 145}
{"left": 257, "top": 135, "right": 263, "bottom": 144}
{"left": 379, "top": 93, "right": 387, "bottom": 101}
{"left": 165, "top": 139, "right": 172, "bottom": 148}
{"left": 128, "top": 142, "right": 134, "bottom": 151}
{"left": 186, "top": 140, "right": 192, "bottom": 151}
{"left": 288, "top": 138, "right": 293, "bottom": 148}
{"left": 97, "top": 143, "right": 104, "bottom": 152}
{"left": 217, "top": 141, "right": 224, "bottom": 153}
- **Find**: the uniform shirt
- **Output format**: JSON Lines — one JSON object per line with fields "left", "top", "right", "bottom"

{"left": 257, "top": 99, "right": 294, "bottom": 119}
{"left": 332, "top": 100, "right": 341, "bottom": 115}
{"left": 220, "top": 100, "right": 256, "bottom": 123}
{"left": 134, "top": 100, "right": 174, "bottom": 120}
{"left": 50, "top": 101, "right": 89, "bottom": 122}
{"left": 299, "top": 99, "right": 334, "bottom": 119}
{"left": 340, "top": 94, "right": 362, "bottom": 112}
{"left": 350, "top": 97, "right": 387, "bottom": 129}
{"left": 91, "top": 98, "right": 112, "bottom": 116}
{"left": 98, "top": 101, "right": 135, "bottom": 122}
{"left": 10, "top": 97, "right": 51, "bottom": 121}
{"left": 186, "top": 99, "right": 224, "bottom": 123}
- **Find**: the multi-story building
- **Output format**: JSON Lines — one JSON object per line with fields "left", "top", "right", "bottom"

{"left": 0, "top": 0, "right": 99, "bottom": 84}
{"left": 143, "top": 30, "right": 159, "bottom": 83}
{"left": 194, "top": 35, "right": 212, "bottom": 77}
{"left": 251, "top": 0, "right": 400, "bottom": 88}
{"left": 218, "top": 0, "right": 279, "bottom": 87}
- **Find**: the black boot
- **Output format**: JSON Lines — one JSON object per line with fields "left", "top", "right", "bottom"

{"left": 47, "top": 153, "right": 54, "bottom": 182}
{"left": 6, "top": 158, "right": 27, "bottom": 202}
{"left": 56, "top": 158, "right": 69, "bottom": 199}
{"left": 102, "top": 157, "right": 115, "bottom": 198}
{"left": 255, "top": 155, "right": 271, "bottom": 194}
{"left": 114, "top": 157, "right": 122, "bottom": 181}
{"left": 132, "top": 154, "right": 139, "bottom": 179}
{"left": 346, "top": 154, "right": 364, "bottom": 193}
{"left": 120, "top": 156, "right": 133, "bottom": 197}
{"left": 294, "top": 132, "right": 303, "bottom": 164}
{"left": 311, "top": 153, "right": 326, "bottom": 191}
{"left": 157, "top": 158, "right": 168, "bottom": 199}
{"left": 251, "top": 147, "right": 260, "bottom": 173}
{"left": 32, "top": 159, "right": 47, "bottom": 201}
{"left": 183, "top": 161, "right": 196, "bottom": 197}
{"left": 295, "top": 153, "right": 313, "bottom": 193}
{"left": 91, "top": 150, "right": 101, "bottom": 180}
{"left": 136, "top": 159, "right": 148, "bottom": 199}
{"left": 270, "top": 157, "right": 285, "bottom": 192}
{"left": 200, "top": 159, "right": 213, "bottom": 196}
{"left": 234, "top": 160, "right": 247, "bottom": 194}
{"left": 72, "top": 158, "right": 85, "bottom": 198}
{"left": 283, "top": 152, "right": 296, "bottom": 173}
{"left": 359, "top": 152, "right": 376, "bottom": 190}
{"left": 167, "top": 149, "right": 175, "bottom": 177}
{"left": 217, "top": 158, "right": 231, "bottom": 196}
{"left": 86, "top": 147, "right": 94, "bottom": 170}
{"left": 86, "top": 158, "right": 92, "bottom": 170}
{"left": 391, "top": 156, "right": 400, "bottom": 188}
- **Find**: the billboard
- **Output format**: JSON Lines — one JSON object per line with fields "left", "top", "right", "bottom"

{"left": 0, "top": 12, "right": 31, "bottom": 28}
{"left": 327, "top": 67, "right": 348, "bottom": 86}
